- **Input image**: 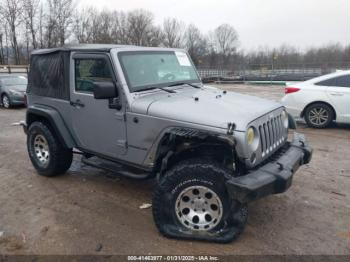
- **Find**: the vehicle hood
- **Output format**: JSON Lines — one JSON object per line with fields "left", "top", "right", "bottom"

{"left": 130, "top": 86, "right": 283, "bottom": 131}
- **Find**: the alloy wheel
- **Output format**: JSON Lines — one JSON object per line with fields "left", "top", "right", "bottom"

{"left": 2, "top": 95, "right": 10, "bottom": 108}
{"left": 308, "top": 107, "right": 329, "bottom": 126}
{"left": 175, "top": 186, "right": 223, "bottom": 231}
{"left": 33, "top": 134, "right": 50, "bottom": 166}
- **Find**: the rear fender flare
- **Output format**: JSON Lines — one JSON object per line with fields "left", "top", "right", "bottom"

{"left": 26, "top": 105, "right": 76, "bottom": 148}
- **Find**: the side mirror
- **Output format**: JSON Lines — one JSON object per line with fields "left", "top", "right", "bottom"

{"left": 93, "top": 82, "right": 117, "bottom": 99}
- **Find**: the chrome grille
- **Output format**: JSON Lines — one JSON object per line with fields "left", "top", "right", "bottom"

{"left": 258, "top": 114, "right": 286, "bottom": 158}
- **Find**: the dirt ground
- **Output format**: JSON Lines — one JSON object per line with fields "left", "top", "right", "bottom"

{"left": 0, "top": 84, "right": 349, "bottom": 255}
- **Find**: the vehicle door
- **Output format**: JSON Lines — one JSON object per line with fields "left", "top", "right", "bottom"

{"left": 326, "top": 74, "right": 350, "bottom": 123}
{"left": 70, "top": 53, "right": 127, "bottom": 158}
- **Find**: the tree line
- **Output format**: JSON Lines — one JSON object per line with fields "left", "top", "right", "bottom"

{"left": 1, "top": 0, "right": 350, "bottom": 70}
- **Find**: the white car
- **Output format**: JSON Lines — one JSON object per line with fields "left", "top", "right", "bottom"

{"left": 282, "top": 70, "right": 350, "bottom": 128}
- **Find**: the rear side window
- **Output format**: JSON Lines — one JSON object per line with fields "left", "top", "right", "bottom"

{"left": 316, "top": 74, "right": 350, "bottom": 87}
{"left": 334, "top": 75, "right": 350, "bottom": 87}
{"left": 315, "top": 78, "right": 336, "bottom": 86}
{"left": 1, "top": 76, "right": 27, "bottom": 86}
{"left": 74, "top": 58, "right": 113, "bottom": 93}
{"left": 28, "top": 51, "right": 69, "bottom": 100}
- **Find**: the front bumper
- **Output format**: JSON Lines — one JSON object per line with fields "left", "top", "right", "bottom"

{"left": 226, "top": 132, "right": 312, "bottom": 203}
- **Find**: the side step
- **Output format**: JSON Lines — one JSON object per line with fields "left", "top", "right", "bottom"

{"left": 81, "top": 156, "right": 152, "bottom": 180}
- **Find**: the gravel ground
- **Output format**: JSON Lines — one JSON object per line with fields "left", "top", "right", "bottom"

{"left": 0, "top": 84, "right": 349, "bottom": 255}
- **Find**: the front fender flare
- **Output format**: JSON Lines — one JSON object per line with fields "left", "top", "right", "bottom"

{"left": 143, "top": 126, "right": 236, "bottom": 172}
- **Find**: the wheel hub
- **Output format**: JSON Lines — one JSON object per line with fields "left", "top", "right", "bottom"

{"left": 175, "top": 186, "right": 223, "bottom": 231}
{"left": 33, "top": 135, "right": 50, "bottom": 166}
{"left": 309, "top": 107, "right": 329, "bottom": 126}
{"left": 2, "top": 96, "right": 9, "bottom": 108}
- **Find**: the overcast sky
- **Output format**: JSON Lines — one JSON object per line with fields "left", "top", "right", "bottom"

{"left": 79, "top": 0, "right": 350, "bottom": 51}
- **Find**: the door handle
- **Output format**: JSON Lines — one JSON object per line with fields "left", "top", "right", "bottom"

{"left": 70, "top": 100, "right": 85, "bottom": 108}
{"left": 330, "top": 93, "right": 344, "bottom": 96}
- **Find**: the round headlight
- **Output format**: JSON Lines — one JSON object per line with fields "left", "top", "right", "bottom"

{"left": 282, "top": 110, "right": 289, "bottom": 129}
{"left": 247, "top": 127, "right": 255, "bottom": 145}
{"left": 247, "top": 127, "right": 259, "bottom": 151}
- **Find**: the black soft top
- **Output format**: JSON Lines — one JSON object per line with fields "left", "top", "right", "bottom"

{"left": 28, "top": 44, "right": 136, "bottom": 101}
{"left": 31, "top": 44, "right": 135, "bottom": 55}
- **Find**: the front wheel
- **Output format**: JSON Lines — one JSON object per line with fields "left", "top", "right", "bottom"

{"left": 27, "top": 122, "right": 73, "bottom": 177}
{"left": 152, "top": 159, "right": 248, "bottom": 243}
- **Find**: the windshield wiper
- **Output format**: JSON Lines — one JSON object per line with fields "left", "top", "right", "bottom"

{"left": 134, "top": 86, "right": 176, "bottom": 93}
{"left": 167, "top": 82, "right": 202, "bottom": 89}
{"left": 133, "top": 87, "right": 158, "bottom": 93}
{"left": 159, "top": 87, "right": 176, "bottom": 93}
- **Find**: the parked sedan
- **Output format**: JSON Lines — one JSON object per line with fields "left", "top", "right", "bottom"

{"left": 0, "top": 75, "right": 27, "bottom": 108}
{"left": 282, "top": 70, "right": 350, "bottom": 128}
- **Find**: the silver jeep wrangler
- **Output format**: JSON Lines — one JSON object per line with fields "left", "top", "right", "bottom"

{"left": 24, "top": 44, "right": 312, "bottom": 243}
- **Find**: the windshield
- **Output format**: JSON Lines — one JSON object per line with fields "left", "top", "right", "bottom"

{"left": 1, "top": 76, "right": 27, "bottom": 86}
{"left": 118, "top": 51, "right": 200, "bottom": 92}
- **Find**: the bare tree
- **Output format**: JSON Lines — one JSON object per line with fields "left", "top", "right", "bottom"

{"left": 213, "top": 24, "right": 238, "bottom": 56}
{"left": 38, "top": 2, "right": 44, "bottom": 48}
{"left": 0, "top": 17, "right": 4, "bottom": 64}
{"left": 145, "top": 26, "right": 164, "bottom": 47}
{"left": 96, "top": 10, "right": 115, "bottom": 43}
{"left": 4, "top": 24, "right": 10, "bottom": 64}
{"left": 22, "top": 0, "right": 39, "bottom": 49}
{"left": 162, "top": 18, "right": 183, "bottom": 48}
{"left": 0, "top": 31, "right": 4, "bottom": 64}
{"left": 46, "top": 0, "right": 74, "bottom": 47}
{"left": 24, "top": 22, "right": 30, "bottom": 61}
{"left": 0, "top": 0, "right": 23, "bottom": 64}
{"left": 127, "top": 9, "right": 154, "bottom": 46}
{"left": 184, "top": 24, "right": 207, "bottom": 65}
{"left": 73, "top": 7, "right": 95, "bottom": 43}
{"left": 110, "top": 11, "right": 130, "bottom": 44}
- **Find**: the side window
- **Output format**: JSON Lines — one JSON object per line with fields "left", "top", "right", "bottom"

{"left": 74, "top": 58, "right": 113, "bottom": 93}
{"left": 315, "top": 78, "right": 336, "bottom": 86}
{"left": 334, "top": 75, "right": 350, "bottom": 88}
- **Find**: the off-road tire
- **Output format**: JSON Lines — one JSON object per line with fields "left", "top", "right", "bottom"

{"left": 304, "top": 103, "right": 334, "bottom": 128}
{"left": 27, "top": 122, "right": 73, "bottom": 177}
{"left": 152, "top": 159, "right": 248, "bottom": 243}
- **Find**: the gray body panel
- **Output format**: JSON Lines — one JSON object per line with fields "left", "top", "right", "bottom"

{"left": 68, "top": 51, "right": 127, "bottom": 158}
{"left": 130, "top": 86, "right": 282, "bottom": 131}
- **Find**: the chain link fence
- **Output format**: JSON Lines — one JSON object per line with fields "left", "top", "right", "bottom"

{"left": 198, "top": 61, "right": 350, "bottom": 82}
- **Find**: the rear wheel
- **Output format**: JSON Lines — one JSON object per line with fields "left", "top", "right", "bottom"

{"left": 2, "top": 94, "right": 11, "bottom": 108}
{"left": 304, "top": 103, "right": 334, "bottom": 128}
{"left": 152, "top": 159, "right": 247, "bottom": 243}
{"left": 27, "top": 122, "right": 73, "bottom": 177}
